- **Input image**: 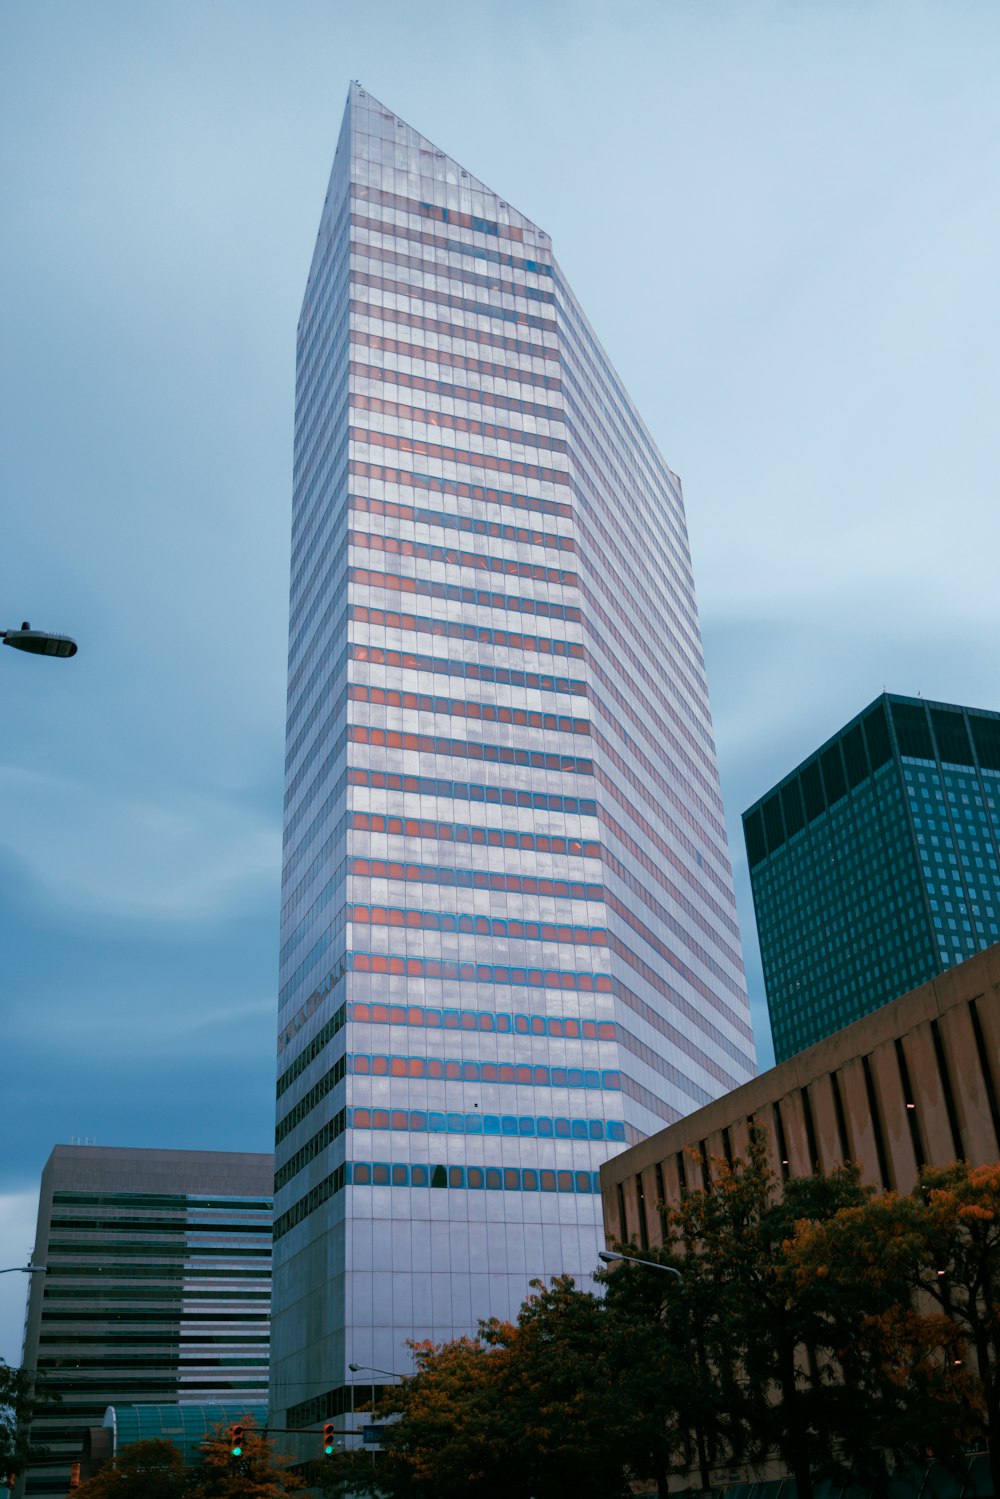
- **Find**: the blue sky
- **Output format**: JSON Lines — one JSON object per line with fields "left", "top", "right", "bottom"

{"left": 2, "top": 0, "right": 999, "bottom": 1359}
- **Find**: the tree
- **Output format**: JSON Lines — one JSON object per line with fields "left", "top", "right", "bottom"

{"left": 188, "top": 1420, "right": 306, "bottom": 1498}
{"left": 616, "top": 1127, "right": 969, "bottom": 1494}
{"left": 367, "top": 1332, "right": 523, "bottom": 1499}
{"left": 794, "top": 1160, "right": 1000, "bottom": 1492}
{"left": 0, "top": 1362, "right": 58, "bottom": 1484}
{"left": 369, "top": 1278, "right": 634, "bottom": 1499}
{"left": 598, "top": 1241, "right": 735, "bottom": 1497}
{"left": 73, "top": 1438, "right": 189, "bottom": 1499}
{"left": 917, "top": 1160, "right": 1000, "bottom": 1492}
{"left": 649, "top": 1130, "right": 890, "bottom": 1497}
{"left": 484, "top": 1275, "right": 632, "bottom": 1499}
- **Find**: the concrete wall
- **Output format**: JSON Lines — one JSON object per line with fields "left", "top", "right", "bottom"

{"left": 601, "top": 943, "right": 1000, "bottom": 1246}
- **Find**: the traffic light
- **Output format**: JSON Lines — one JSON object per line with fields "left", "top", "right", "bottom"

{"left": 229, "top": 1424, "right": 245, "bottom": 1458}
{"left": 323, "top": 1421, "right": 336, "bottom": 1456}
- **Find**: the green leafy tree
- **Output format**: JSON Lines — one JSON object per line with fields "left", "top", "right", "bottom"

{"left": 0, "top": 1362, "right": 58, "bottom": 1484}
{"left": 188, "top": 1419, "right": 306, "bottom": 1498}
{"left": 73, "top": 1437, "right": 189, "bottom": 1499}
{"left": 653, "top": 1130, "right": 883, "bottom": 1496}
{"left": 599, "top": 1241, "right": 735, "bottom": 1496}
{"left": 483, "top": 1275, "right": 631, "bottom": 1499}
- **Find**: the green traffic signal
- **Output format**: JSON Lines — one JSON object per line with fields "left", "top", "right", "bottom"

{"left": 229, "top": 1423, "right": 245, "bottom": 1458}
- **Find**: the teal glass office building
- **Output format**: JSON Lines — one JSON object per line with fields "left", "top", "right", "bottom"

{"left": 744, "top": 693, "right": 1000, "bottom": 1062}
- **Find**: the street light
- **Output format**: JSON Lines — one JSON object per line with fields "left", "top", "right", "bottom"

{"left": 598, "top": 1249, "right": 684, "bottom": 1287}
{"left": 347, "top": 1363, "right": 405, "bottom": 1379}
{"left": 348, "top": 1364, "right": 405, "bottom": 1466}
{"left": 2, "top": 623, "right": 77, "bottom": 659}
{"left": 0, "top": 1265, "right": 47, "bottom": 1276}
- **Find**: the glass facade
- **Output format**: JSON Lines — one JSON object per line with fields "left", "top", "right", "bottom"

{"left": 20, "top": 1148, "right": 272, "bottom": 1499}
{"left": 272, "top": 83, "right": 755, "bottom": 1436}
{"left": 744, "top": 693, "right": 1000, "bottom": 1062}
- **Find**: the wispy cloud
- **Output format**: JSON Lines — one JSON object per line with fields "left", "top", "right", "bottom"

{"left": 0, "top": 767, "right": 280, "bottom": 922}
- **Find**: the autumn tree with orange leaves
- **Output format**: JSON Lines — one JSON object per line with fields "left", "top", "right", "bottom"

{"left": 362, "top": 1278, "right": 634, "bottom": 1499}
{"left": 794, "top": 1159, "right": 1000, "bottom": 1494}
{"left": 187, "top": 1419, "right": 306, "bottom": 1498}
{"left": 336, "top": 1140, "right": 1000, "bottom": 1497}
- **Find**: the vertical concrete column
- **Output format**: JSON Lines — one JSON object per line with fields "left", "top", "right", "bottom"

{"left": 901, "top": 1022, "right": 959, "bottom": 1164}
{"left": 704, "top": 1130, "right": 729, "bottom": 1180}
{"left": 937, "top": 1002, "right": 1000, "bottom": 1163}
{"left": 660, "top": 1153, "right": 684, "bottom": 1211}
{"left": 970, "top": 994, "right": 1000, "bottom": 1122}
{"left": 836, "top": 1058, "right": 883, "bottom": 1187}
{"left": 621, "top": 1174, "right": 642, "bottom": 1245}
{"left": 868, "top": 1038, "right": 918, "bottom": 1193}
{"left": 806, "top": 1075, "right": 845, "bottom": 1173}
{"left": 640, "top": 1165, "right": 663, "bottom": 1246}
{"left": 728, "top": 1116, "right": 752, "bottom": 1163}
{"left": 776, "top": 1091, "right": 812, "bottom": 1177}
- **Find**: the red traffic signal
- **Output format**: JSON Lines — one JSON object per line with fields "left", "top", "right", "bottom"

{"left": 229, "top": 1424, "right": 245, "bottom": 1458}
{"left": 323, "top": 1421, "right": 336, "bottom": 1455}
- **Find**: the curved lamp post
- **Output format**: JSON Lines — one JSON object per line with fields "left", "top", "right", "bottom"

{"left": 598, "top": 1249, "right": 684, "bottom": 1288}
{"left": 347, "top": 1364, "right": 405, "bottom": 1465}
{"left": 0, "top": 1265, "right": 47, "bottom": 1276}
{"left": 2, "top": 623, "right": 77, "bottom": 659}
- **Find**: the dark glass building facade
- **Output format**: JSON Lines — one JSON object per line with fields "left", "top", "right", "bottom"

{"left": 272, "top": 83, "right": 755, "bottom": 1441}
{"left": 744, "top": 693, "right": 1000, "bottom": 1062}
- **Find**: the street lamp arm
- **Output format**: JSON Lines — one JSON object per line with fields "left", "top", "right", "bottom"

{"left": 598, "top": 1249, "right": 684, "bottom": 1287}
{"left": 348, "top": 1362, "right": 406, "bottom": 1380}
{"left": 0, "top": 1265, "right": 47, "bottom": 1275}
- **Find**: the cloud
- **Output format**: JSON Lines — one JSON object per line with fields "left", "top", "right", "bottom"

{"left": 0, "top": 1192, "right": 41, "bottom": 1367}
{"left": 0, "top": 766, "right": 280, "bottom": 922}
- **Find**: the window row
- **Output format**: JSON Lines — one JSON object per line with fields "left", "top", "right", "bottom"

{"left": 351, "top": 298, "right": 556, "bottom": 366}
{"left": 350, "top": 203, "right": 552, "bottom": 276}
{"left": 354, "top": 267, "right": 557, "bottom": 336}
{"left": 351, "top": 603, "right": 583, "bottom": 659}
{"left": 351, "top": 565, "right": 581, "bottom": 623}
{"left": 353, "top": 242, "right": 554, "bottom": 304}
{"left": 348, "top": 1107, "right": 625, "bottom": 1141}
{"left": 350, "top": 363, "right": 564, "bottom": 426}
{"left": 352, "top": 388, "right": 567, "bottom": 452}
{"left": 349, "top": 903, "right": 608, "bottom": 947}
{"left": 347, "top": 684, "right": 590, "bottom": 737}
{"left": 350, "top": 1160, "right": 602, "bottom": 1193}
{"left": 351, "top": 492, "right": 573, "bottom": 553}
{"left": 349, "top": 527, "right": 576, "bottom": 585}
{"left": 349, "top": 349, "right": 565, "bottom": 419}
{"left": 348, "top": 1054, "right": 620, "bottom": 1090}
{"left": 354, "top": 426, "right": 568, "bottom": 487}
{"left": 348, "top": 723, "right": 591, "bottom": 775}
{"left": 351, "top": 234, "right": 553, "bottom": 297}
{"left": 348, "top": 953, "right": 613, "bottom": 993}
{"left": 351, "top": 810, "right": 598, "bottom": 859}
{"left": 349, "top": 1000, "right": 615, "bottom": 1040}
{"left": 351, "top": 857, "right": 602, "bottom": 901}
{"left": 351, "top": 644, "right": 586, "bottom": 698}
{"left": 347, "top": 769, "right": 596, "bottom": 818}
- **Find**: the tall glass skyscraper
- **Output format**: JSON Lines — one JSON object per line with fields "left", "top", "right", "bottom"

{"left": 272, "top": 84, "right": 755, "bottom": 1437}
{"left": 744, "top": 692, "right": 1000, "bottom": 1062}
